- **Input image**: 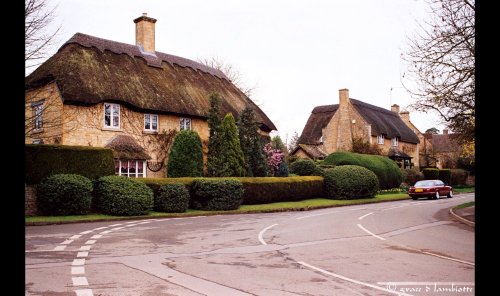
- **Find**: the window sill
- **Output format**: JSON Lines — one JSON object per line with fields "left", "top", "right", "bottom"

{"left": 101, "top": 127, "right": 122, "bottom": 132}
{"left": 143, "top": 130, "right": 158, "bottom": 134}
{"left": 31, "top": 129, "right": 44, "bottom": 134}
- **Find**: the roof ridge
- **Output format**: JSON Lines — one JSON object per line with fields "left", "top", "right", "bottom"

{"left": 350, "top": 98, "right": 398, "bottom": 116}
{"left": 63, "top": 33, "right": 229, "bottom": 80}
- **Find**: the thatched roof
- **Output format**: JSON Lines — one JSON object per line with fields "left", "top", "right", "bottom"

{"left": 298, "top": 99, "right": 419, "bottom": 145}
{"left": 105, "top": 135, "right": 151, "bottom": 160}
{"left": 25, "top": 33, "right": 276, "bottom": 132}
{"left": 292, "top": 144, "right": 328, "bottom": 159}
{"left": 297, "top": 105, "right": 338, "bottom": 144}
{"left": 388, "top": 147, "right": 412, "bottom": 159}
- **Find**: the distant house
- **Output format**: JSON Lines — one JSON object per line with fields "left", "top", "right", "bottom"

{"left": 424, "top": 130, "right": 463, "bottom": 169}
{"left": 25, "top": 13, "right": 276, "bottom": 178}
{"left": 291, "top": 88, "right": 427, "bottom": 169}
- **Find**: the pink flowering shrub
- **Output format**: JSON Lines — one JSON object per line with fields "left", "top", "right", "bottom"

{"left": 263, "top": 143, "right": 284, "bottom": 176}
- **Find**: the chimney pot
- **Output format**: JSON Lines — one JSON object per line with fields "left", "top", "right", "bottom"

{"left": 391, "top": 104, "right": 400, "bottom": 113}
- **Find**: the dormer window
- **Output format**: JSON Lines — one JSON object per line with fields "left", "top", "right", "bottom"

{"left": 144, "top": 114, "right": 158, "bottom": 132}
{"left": 180, "top": 117, "right": 192, "bottom": 130}
{"left": 104, "top": 103, "right": 120, "bottom": 128}
{"left": 391, "top": 137, "right": 398, "bottom": 147}
{"left": 377, "top": 135, "right": 384, "bottom": 145}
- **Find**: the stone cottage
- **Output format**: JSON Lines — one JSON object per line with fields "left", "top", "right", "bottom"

{"left": 25, "top": 13, "right": 276, "bottom": 178}
{"left": 292, "top": 88, "right": 427, "bottom": 169}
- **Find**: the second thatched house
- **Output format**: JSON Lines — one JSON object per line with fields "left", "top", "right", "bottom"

{"left": 25, "top": 13, "right": 276, "bottom": 178}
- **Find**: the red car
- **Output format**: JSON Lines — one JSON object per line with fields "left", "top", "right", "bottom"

{"left": 408, "top": 180, "right": 453, "bottom": 200}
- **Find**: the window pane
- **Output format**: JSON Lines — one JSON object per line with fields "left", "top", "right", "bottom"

{"left": 180, "top": 118, "right": 184, "bottom": 130}
{"left": 121, "top": 160, "right": 129, "bottom": 176}
{"left": 137, "top": 161, "right": 144, "bottom": 177}
{"left": 152, "top": 115, "right": 158, "bottom": 130}
{"left": 144, "top": 114, "right": 150, "bottom": 130}
{"left": 129, "top": 161, "right": 136, "bottom": 175}
{"left": 112, "top": 105, "right": 120, "bottom": 127}
{"left": 186, "top": 119, "right": 191, "bottom": 130}
{"left": 114, "top": 160, "right": 120, "bottom": 175}
{"left": 104, "top": 104, "right": 111, "bottom": 127}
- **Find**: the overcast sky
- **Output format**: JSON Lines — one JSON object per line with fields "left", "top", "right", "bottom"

{"left": 34, "top": 0, "right": 446, "bottom": 144}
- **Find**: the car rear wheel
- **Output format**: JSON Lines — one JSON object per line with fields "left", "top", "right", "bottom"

{"left": 434, "top": 191, "right": 440, "bottom": 199}
{"left": 447, "top": 190, "right": 453, "bottom": 198}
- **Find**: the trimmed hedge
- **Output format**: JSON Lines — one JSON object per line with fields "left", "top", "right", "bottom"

{"left": 155, "top": 184, "right": 190, "bottom": 213}
{"left": 138, "top": 176, "right": 325, "bottom": 205}
{"left": 190, "top": 179, "right": 244, "bottom": 211}
{"left": 422, "top": 168, "right": 439, "bottom": 180}
{"left": 289, "top": 159, "right": 318, "bottom": 176}
{"left": 402, "top": 168, "right": 423, "bottom": 185}
{"left": 323, "top": 165, "right": 379, "bottom": 199}
{"left": 323, "top": 152, "right": 402, "bottom": 189}
{"left": 25, "top": 144, "right": 114, "bottom": 184}
{"left": 93, "top": 176, "right": 153, "bottom": 216}
{"left": 438, "top": 169, "right": 452, "bottom": 184}
{"left": 36, "top": 174, "right": 93, "bottom": 215}
{"left": 450, "top": 169, "right": 469, "bottom": 185}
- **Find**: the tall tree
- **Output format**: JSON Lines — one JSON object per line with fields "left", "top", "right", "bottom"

{"left": 271, "top": 135, "right": 287, "bottom": 156}
{"left": 425, "top": 127, "right": 440, "bottom": 134}
{"left": 238, "top": 107, "right": 269, "bottom": 177}
{"left": 217, "top": 113, "right": 247, "bottom": 177}
{"left": 167, "top": 130, "right": 204, "bottom": 177}
{"left": 403, "top": 0, "right": 475, "bottom": 144}
{"left": 287, "top": 131, "right": 300, "bottom": 155}
{"left": 25, "top": 0, "right": 60, "bottom": 70}
{"left": 206, "top": 92, "right": 224, "bottom": 177}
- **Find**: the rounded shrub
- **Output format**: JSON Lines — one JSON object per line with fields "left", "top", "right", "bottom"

{"left": 36, "top": 174, "right": 93, "bottom": 215}
{"left": 402, "top": 168, "right": 423, "bottom": 185}
{"left": 438, "top": 169, "right": 452, "bottom": 184}
{"left": 323, "top": 152, "right": 402, "bottom": 189}
{"left": 289, "top": 159, "right": 318, "bottom": 176}
{"left": 93, "top": 176, "right": 153, "bottom": 216}
{"left": 190, "top": 179, "right": 244, "bottom": 210}
{"left": 167, "top": 130, "right": 204, "bottom": 177}
{"left": 422, "top": 168, "right": 439, "bottom": 180}
{"left": 323, "top": 165, "right": 379, "bottom": 199}
{"left": 155, "top": 183, "right": 190, "bottom": 213}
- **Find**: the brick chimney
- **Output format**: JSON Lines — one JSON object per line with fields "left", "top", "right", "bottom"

{"left": 391, "top": 104, "right": 400, "bottom": 113}
{"left": 443, "top": 129, "right": 449, "bottom": 134}
{"left": 399, "top": 111, "right": 410, "bottom": 123}
{"left": 134, "top": 13, "right": 157, "bottom": 53}
{"left": 336, "top": 88, "right": 353, "bottom": 151}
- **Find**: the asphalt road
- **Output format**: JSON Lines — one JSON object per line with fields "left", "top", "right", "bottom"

{"left": 26, "top": 193, "right": 475, "bottom": 296}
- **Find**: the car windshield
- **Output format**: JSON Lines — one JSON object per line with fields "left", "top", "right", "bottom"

{"left": 414, "top": 180, "right": 436, "bottom": 187}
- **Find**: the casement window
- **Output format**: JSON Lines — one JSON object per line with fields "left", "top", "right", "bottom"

{"left": 377, "top": 135, "right": 384, "bottom": 145}
{"left": 391, "top": 137, "right": 399, "bottom": 147}
{"left": 114, "top": 160, "right": 146, "bottom": 178}
{"left": 32, "top": 103, "right": 44, "bottom": 131}
{"left": 104, "top": 103, "right": 120, "bottom": 128}
{"left": 144, "top": 114, "right": 158, "bottom": 132}
{"left": 180, "top": 117, "right": 192, "bottom": 130}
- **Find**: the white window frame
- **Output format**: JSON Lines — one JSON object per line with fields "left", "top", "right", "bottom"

{"left": 115, "top": 160, "right": 147, "bottom": 178}
{"left": 144, "top": 114, "right": 158, "bottom": 132}
{"left": 377, "top": 135, "right": 384, "bottom": 145}
{"left": 104, "top": 103, "right": 120, "bottom": 128}
{"left": 32, "top": 103, "right": 44, "bottom": 131}
{"left": 391, "top": 137, "right": 398, "bottom": 147}
{"left": 180, "top": 117, "right": 192, "bottom": 130}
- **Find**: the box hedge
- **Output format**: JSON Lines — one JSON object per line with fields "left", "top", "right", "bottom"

{"left": 190, "top": 179, "right": 244, "bottom": 211}
{"left": 422, "top": 168, "right": 439, "bottom": 180}
{"left": 25, "top": 144, "right": 114, "bottom": 184}
{"left": 450, "top": 169, "right": 469, "bottom": 186}
{"left": 289, "top": 159, "right": 318, "bottom": 176}
{"left": 138, "top": 176, "right": 325, "bottom": 205}
{"left": 323, "top": 152, "right": 402, "bottom": 189}
{"left": 323, "top": 165, "right": 379, "bottom": 199}
{"left": 155, "top": 184, "right": 190, "bottom": 213}
{"left": 438, "top": 169, "right": 452, "bottom": 184}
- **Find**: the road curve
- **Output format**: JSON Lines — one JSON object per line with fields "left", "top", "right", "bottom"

{"left": 26, "top": 193, "right": 474, "bottom": 296}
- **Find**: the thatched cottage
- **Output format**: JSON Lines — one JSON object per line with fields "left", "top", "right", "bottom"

{"left": 25, "top": 13, "right": 276, "bottom": 178}
{"left": 292, "top": 89, "right": 428, "bottom": 169}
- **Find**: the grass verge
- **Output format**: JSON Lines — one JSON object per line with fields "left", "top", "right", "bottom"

{"left": 454, "top": 187, "right": 475, "bottom": 194}
{"left": 454, "top": 201, "right": 475, "bottom": 209}
{"left": 26, "top": 193, "right": 410, "bottom": 225}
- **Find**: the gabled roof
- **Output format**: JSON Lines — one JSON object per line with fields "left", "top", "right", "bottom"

{"left": 297, "top": 99, "right": 419, "bottom": 145}
{"left": 292, "top": 144, "right": 328, "bottom": 159}
{"left": 25, "top": 33, "right": 276, "bottom": 132}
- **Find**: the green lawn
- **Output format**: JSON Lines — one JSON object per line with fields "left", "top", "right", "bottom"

{"left": 454, "top": 187, "right": 475, "bottom": 194}
{"left": 454, "top": 201, "right": 475, "bottom": 209}
{"left": 26, "top": 188, "right": 475, "bottom": 225}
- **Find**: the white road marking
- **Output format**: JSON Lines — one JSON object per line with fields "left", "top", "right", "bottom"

{"left": 61, "top": 240, "right": 74, "bottom": 245}
{"left": 258, "top": 224, "right": 278, "bottom": 245}
{"left": 53, "top": 245, "right": 66, "bottom": 251}
{"left": 79, "top": 230, "right": 93, "bottom": 235}
{"left": 70, "top": 235, "right": 82, "bottom": 240}
{"left": 79, "top": 245, "right": 91, "bottom": 251}
{"left": 109, "top": 223, "right": 122, "bottom": 227}
{"left": 77, "top": 252, "right": 89, "bottom": 258}
{"left": 72, "top": 259, "right": 85, "bottom": 266}
{"left": 137, "top": 221, "right": 151, "bottom": 224}
{"left": 72, "top": 276, "right": 89, "bottom": 286}
{"left": 90, "top": 235, "right": 102, "bottom": 239}
{"left": 93, "top": 227, "right": 107, "bottom": 231}
{"left": 75, "top": 289, "right": 94, "bottom": 296}
{"left": 111, "top": 227, "right": 124, "bottom": 231}
{"left": 422, "top": 251, "right": 475, "bottom": 266}
{"left": 297, "top": 261, "right": 413, "bottom": 296}
{"left": 358, "top": 212, "right": 374, "bottom": 220}
{"left": 124, "top": 224, "right": 138, "bottom": 227}
{"left": 100, "top": 230, "right": 112, "bottom": 234}
{"left": 357, "top": 224, "right": 386, "bottom": 240}
{"left": 71, "top": 266, "right": 85, "bottom": 275}
{"left": 84, "top": 240, "right": 96, "bottom": 245}
{"left": 296, "top": 207, "right": 368, "bottom": 220}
